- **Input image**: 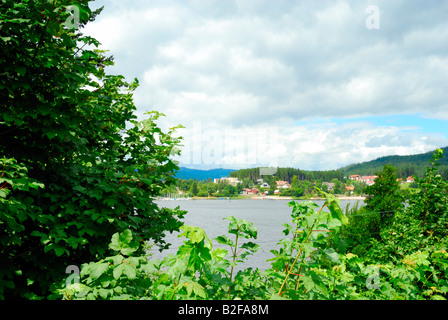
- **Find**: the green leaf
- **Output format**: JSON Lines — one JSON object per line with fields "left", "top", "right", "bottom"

{"left": 324, "top": 248, "right": 340, "bottom": 264}
{"left": 185, "top": 281, "right": 206, "bottom": 299}
{"left": 90, "top": 263, "right": 109, "bottom": 280}
{"left": 215, "top": 235, "right": 233, "bottom": 246}
{"left": 29, "top": 181, "right": 44, "bottom": 189}
{"left": 113, "top": 263, "right": 136, "bottom": 280}
{"left": 98, "top": 288, "right": 110, "bottom": 299}
{"left": 211, "top": 248, "right": 228, "bottom": 260}
{"left": 241, "top": 241, "right": 260, "bottom": 253}
{"left": 225, "top": 216, "right": 258, "bottom": 239}
{"left": 30, "top": 230, "right": 49, "bottom": 243}
{"left": 110, "top": 254, "right": 124, "bottom": 265}
{"left": 178, "top": 225, "right": 208, "bottom": 244}
{"left": 269, "top": 293, "right": 290, "bottom": 300}
{"left": 65, "top": 283, "right": 90, "bottom": 297}
{"left": 53, "top": 245, "right": 67, "bottom": 257}
{"left": 301, "top": 275, "right": 315, "bottom": 292}
{"left": 178, "top": 225, "right": 211, "bottom": 248}
{"left": 328, "top": 201, "right": 348, "bottom": 226}
{"left": 0, "top": 189, "right": 8, "bottom": 198}
{"left": 109, "top": 230, "right": 139, "bottom": 255}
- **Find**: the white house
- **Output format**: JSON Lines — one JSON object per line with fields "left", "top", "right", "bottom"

{"left": 276, "top": 181, "right": 291, "bottom": 189}
{"left": 214, "top": 177, "right": 242, "bottom": 186}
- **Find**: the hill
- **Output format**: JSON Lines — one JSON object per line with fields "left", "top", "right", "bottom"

{"left": 340, "top": 146, "right": 448, "bottom": 178}
{"left": 174, "top": 167, "right": 236, "bottom": 181}
{"left": 173, "top": 147, "right": 448, "bottom": 182}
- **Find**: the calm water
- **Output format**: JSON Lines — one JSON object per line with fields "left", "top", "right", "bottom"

{"left": 152, "top": 199, "right": 363, "bottom": 270}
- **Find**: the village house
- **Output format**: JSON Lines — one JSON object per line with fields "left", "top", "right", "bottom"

{"left": 275, "top": 181, "right": 291, "bottom": 189}
{"left": 360, "top": 175, "right": 378, "bottom": 186}
{"left": 242, "top": 188, "right": 260, "bottom": 195}
{"left": 322, "top": 182, "right": 335, "bottom": 191}
{"left": 406, "top": 176, "right": 415, "bottom": 183}
{"left": 260, "top": 182, "right": 270, "bottom": 188}
{"left": 348, "top": 174, "right": 378, "bottom": 185}
{"left": 214, "top": 177, "right": 242, "bottom": 186}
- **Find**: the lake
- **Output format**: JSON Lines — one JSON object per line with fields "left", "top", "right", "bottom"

{"left": 152, "top": 198, "right": 364, "bottom": 271}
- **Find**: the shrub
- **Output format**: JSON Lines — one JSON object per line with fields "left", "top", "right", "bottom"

{"left": 0, "top": 0, "right": 185, "bottom": 299}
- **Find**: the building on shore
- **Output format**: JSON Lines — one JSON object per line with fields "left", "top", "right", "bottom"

{"left": 275, "top": 180, "right": 291, "bottom": 189}
{"left": 242, "top": 188, "right": 260, "bottom": 195}
{"left": 214, "top": 177, "right": 242, "bottom": 186}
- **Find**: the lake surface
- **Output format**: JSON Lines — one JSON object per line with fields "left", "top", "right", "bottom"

{"left": 152, "top": 199, "right": 363, "bottom": 271}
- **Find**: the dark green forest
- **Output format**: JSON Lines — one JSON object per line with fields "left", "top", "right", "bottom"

{"left": 229, "top": 167, "right": 344, "bottom": 183}
{"left": 341, "top": 146, "right": 448, "bottom": 179}
{"left": 227, "top": 147, "right": 448, "bottom": 183}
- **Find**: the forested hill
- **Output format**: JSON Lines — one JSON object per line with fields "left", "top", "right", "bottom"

{"left": 340, "top": 146, "right": 448, "bottom": 178}
{"left": 227, "top": 147, "right": 448, "bottom": 182}
{"left": 228, "top": 167, "right": 344, "bottom": 183}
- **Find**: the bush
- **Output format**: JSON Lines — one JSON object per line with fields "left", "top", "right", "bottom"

{"left": 0, "top": 0, "right": 185, "bottom": 299}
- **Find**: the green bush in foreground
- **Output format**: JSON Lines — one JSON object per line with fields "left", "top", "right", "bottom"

{"left": 59, "top": 188, "right": 448, "bottom": 300}
{"left": 1, "top": 0, "right": 185, "bottom": 299}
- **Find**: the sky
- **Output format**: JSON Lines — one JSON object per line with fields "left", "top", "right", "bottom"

{"left": 83, "top": 0, "right": 448, "bottom": 171}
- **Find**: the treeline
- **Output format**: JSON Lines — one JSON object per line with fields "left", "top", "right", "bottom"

{"left": 229, "top": 167, "right": 344, "bottom": 183}
{"left": 344, "top": 164, "right": 448, "bottom": 180}
{"left": 341, "top": 147, "right": 448, "bottom": 179}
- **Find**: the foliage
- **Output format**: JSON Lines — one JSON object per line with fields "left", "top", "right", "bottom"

{"left": 57, "top": 182, "right": 448, "bottom": 300}
{"left": 0, "top": 0, "right": 185, "bottom": 299}
{"left": 267, "top": 190, "right": 350, "bottom": 298}
{"left": 215, "top": 216, "right": 260, "bottom": 298}
{"left": 366, "top": 150, "right": 448, "bottom": 263}
{"left": 337, "top": 202, "right": 380, "bottom": 257}
{"left": 3, "top": 0, "right": 447, "bottom": 301}
{"left": 229, "top": 167, "right": 345, "bottom": 184}
{"left": 188, "top": 180, "right": 199, "bottom": 196}
{"left": 59, "top": 218, "right": 261, "bottom": 300}
{"left": 364, "top": 164, "right": 404, "bottom": 226}
{"left": 408, "top": 149, "right": 448, "bottom": 240}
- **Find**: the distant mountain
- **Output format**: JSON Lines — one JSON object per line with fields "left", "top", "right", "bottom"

{"left": 174, "top": 167, "right": 236, "bottom": 181}
{"left": 340, "top": 146, "right": 448, "bottom": 178}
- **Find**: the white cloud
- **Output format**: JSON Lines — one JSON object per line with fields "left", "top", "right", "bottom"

{"left": 84, "top": 0, "right": 448, "bottom": 170}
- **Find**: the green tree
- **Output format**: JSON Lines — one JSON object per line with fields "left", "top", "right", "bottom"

{"left": 0, "top": 0, "right": 185, "bottom": 299}
{"left": 292, "top": 186, "right": 304, "bottom": 197}
{"left": 291, "top": 175, "right": 298, "bottom": 186}
{"left": 408, "top": 149, "right": 448, "bottom": 240}
{"left": 366, "top": 150, "right": 448, "bottom": 266}
{"left": 364, "top": 164, "right": 403, "bottom": 226}
{"left": 189, "top": 180, "right": 199, "bottom": 196}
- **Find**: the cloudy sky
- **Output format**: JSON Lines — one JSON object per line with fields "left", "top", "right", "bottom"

{"left": 83, "top": 0, "right": 448, "bottom": 170}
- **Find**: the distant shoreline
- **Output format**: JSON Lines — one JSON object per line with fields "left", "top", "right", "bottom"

{"left": 186, "top": 195, "right": 366, "bottom": 201}
{"left": 309, "top": 196, "right": 366, "bottom": 201}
